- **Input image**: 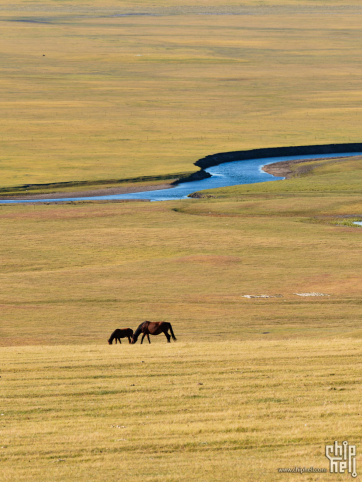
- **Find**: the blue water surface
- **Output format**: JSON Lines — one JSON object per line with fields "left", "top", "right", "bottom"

{"left": 1, "top": 152, "right": 361, "bottom": 204}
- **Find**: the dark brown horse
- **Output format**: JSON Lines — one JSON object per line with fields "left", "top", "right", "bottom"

{"left": 108, "top": 328, "right": 133, "bottom": 344}
{"left": 131, "top": 321, "right": 177, "bottom": 344}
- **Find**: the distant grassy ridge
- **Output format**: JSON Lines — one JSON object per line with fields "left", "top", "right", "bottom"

{"left": 1, "top": 2, "right": 362, "bottom": 188}
{"left": 3, "top": 1, "right": 362, "bottom": 12}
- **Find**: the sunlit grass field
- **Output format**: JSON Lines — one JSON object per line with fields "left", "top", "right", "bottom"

{"left": 1, "top": 1, "right": 362, "bottom": 190}
{"left": 2, "top": 340, "right": 361, "bottom": 482}
{"left": 3, "top": 158, "right": 362, "bottom": 346}
{"left": 2, "top": 1, "right": 362, "bottom": 480}
{"left": 2, "top": 157, "right": 362, "bottom": 480}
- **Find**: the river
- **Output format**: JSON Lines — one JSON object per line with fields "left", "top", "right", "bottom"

{"left": 1, "top": 152, "right": 361, "bottom": 203}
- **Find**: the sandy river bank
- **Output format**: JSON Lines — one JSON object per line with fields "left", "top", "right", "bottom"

{"left": 0, "top": 182, "right": 175, "bottom": 201}
{"left": 262, "top": 155, "right": 362, "bottom": 178}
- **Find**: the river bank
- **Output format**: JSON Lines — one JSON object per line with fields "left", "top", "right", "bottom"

{"left": 0, "top": 181, "right": 175, "bottom": 201}
{"left": 0, "top": 169, "right": 211, "bottom": 201}
{"left": 195, "top": 142, "right": 362, "bottom": 170}
{"left": 262, "top": 154, "right": 362, "bottom": 179}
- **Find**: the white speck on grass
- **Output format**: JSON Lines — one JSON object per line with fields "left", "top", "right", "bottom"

{"left": 294, "top": 293, "right": 330, "bottom": 297}
{"left": 243, "top": 294, "right": 283, "bottom": 298}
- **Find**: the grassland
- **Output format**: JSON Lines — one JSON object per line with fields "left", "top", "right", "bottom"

{"left": 2, "top": 156, "right": 362, "bottom": 480}
{"left": 2, "top": 340, "right": 362, "bottom": 482}
{"left": 2, "top": 160, "right": 362, "bottom": 346}
{"left": 1, "top": 1, "right": 362, "bottom": 191}
{"left": 2, "top": 1, "right": 362, "bottom": 480}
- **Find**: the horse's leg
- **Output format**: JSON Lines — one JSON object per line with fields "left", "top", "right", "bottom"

{"left": 127, "top": 336, "right": 131, "bottom": 344}
{"left": 115, "top": 338, "right": 118, "bottom": 344}
{"left": 141, "top": 333, "right": 146, "bottom": 344}
{"left": 147, "top": 334, "right": 151, "bottom": 344}
{"left": 165, "top": 330, "right": 171, "bottom": 343}
{"left": 118, "top": 338, "right": 122, "bottom": 344}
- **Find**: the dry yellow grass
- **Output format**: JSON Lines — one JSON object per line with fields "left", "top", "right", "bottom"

{"left": 2, "top": 161, "right": 362, "bottom": 346}
{"left": 2, "top": 141, "right": 362, "bottom": 482}
{"left": 1, "top": 340, "right": 362, "bottom": 482}
{"left": 2, "top": 2, "right": 362, "bottom": 480}
{"left": 1, "top": 1, "right": 362, "bottom": 190}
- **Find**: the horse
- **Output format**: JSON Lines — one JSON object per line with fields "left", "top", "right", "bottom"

{"left": 108, "top": 328, "right": 133, "bottom": 345}
{"left": 131, "top": 321, "right": 177, "bottom": 344}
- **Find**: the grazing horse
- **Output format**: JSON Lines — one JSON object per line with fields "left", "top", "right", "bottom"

{"left": 131, "top": 321, "right": 177, "bottom": 344}
{"left": 108, "top": 328, "right": 133, "bottom": 345}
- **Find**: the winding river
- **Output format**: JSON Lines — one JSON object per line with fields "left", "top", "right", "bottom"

{"left": 1, "top": 151, "right": 362, "bottom": 204}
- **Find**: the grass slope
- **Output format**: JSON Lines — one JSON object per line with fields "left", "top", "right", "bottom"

{"left": 2, "top": 2, "right": 362, "bottom": 479}
{"left": 1, "top": 2, "right": 362, "bottom": 190}
{"left": 2, "top": 157, "right": 362, "bottom": 480}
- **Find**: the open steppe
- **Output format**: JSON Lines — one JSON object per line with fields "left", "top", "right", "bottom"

{"left": 2, "top": 340, "right": 361, "bottom": 482}
{"left": 1, "top": 0, "right": 362, "bottom": 194}
{"left": 2, "top": 156, "right": 362, "bottom": 480}
{"left": 2, "top": 1, "right": 362, "bottom": 480}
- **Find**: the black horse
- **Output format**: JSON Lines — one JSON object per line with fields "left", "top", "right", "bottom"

{"left": 108, "top": 328, "right": 133, "bottom": 344}
{"left": 131, "top": 321, "right": 177, "bottom": 344}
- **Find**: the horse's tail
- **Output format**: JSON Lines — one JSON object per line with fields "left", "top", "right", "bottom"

{"left": 168, "top": 323, "right": 177, "bottom": 341}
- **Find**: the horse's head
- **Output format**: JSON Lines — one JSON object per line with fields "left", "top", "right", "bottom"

{"left": 108, "top": 338, "right": 113, "bottom": 345}
{"left": 131, "top": 334, "right": 138, "bottom": 344}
